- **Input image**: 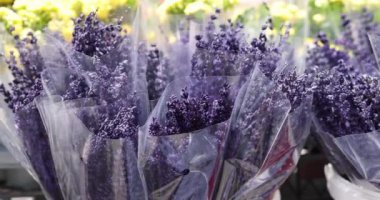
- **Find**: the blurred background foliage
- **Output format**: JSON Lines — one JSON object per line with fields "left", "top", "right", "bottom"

{"left": 0, "top": 0, "right": 137, "bottom": 40}
{"left": 0, "top": 0, "right": 379, "bottom": 43}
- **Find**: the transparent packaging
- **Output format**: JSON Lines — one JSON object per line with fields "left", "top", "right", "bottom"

{"left": 0, "top": 100, "right": 63, "bottom": 200}
{"left": 215, "top": 67, "right": 311, "bottom": 199}
{"left": 138, "top": 76, "right": 240, "bottom": 199}
{"left": 314, "top": 116, "right": 380, "bottom": 192}
{"left": 138, "top": 68, "right": 311, "bottom": 199}
{"left": 37, "top": 93, "right": 148, "bottom": 200}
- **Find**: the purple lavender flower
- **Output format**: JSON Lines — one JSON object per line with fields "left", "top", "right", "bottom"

{"left": 309, "top": 16, "right": 378, "bottom": 132}
{"left": 72, "top": 11, "right": 124, "bottom": 57}
{"left": 0, "top": 32, "right": 63, "bottom": 199}
{"left": 190, "top": 13, "right": 247, "bottom": 77}
{"left": 275, "top": 70, "right": 312, "bottom": 110}
{"left": 308, "top": 10, "right": 380, "bottom": 137}
{"left": 313, "top": 60, "right": 380, "bottom": 137}
{"left": 149, "top": 83, "right": 232, "bottom": 136}
{"left": 306, "top": 32, "right": 349, "bottom": 71}
{"left": 189, "top": 13, "right": 289, "bottom": 83}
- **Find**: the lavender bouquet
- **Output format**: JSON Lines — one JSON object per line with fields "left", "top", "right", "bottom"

{"left": 138, "top": 12, "right": 312, "bottom": 199}
{"left": 214, "top": 21, "right": 312, "bottom": 199}
{"left": 311, "top": 59, "right": 380, "bottom": 191}
{"left": 216, "top": 67, "right": 312, "bottom": 199}
{"left": 36, "top": 13, "right": 149, "bottom": 199}
{"left": 138, "top": 76, "right": 238, "bottom": 199}
{"left": 138, "top": 13, "right": 248, "bottom": 199}
{"left": 0, "top": 32, "right": 63, "bottom": 199}
{"left": 309, "top": 9, "right": 380, "bottom": 192}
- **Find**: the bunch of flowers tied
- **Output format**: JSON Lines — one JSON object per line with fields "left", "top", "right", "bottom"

{"left": 0, "top": 9, "right": 311, "bottom": 200}
{"left": 307, "top": 8, "right": 380, "bottom": 193}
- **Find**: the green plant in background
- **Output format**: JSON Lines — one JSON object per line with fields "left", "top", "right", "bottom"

{"left": 1, "top": 0, "right": 380, "bottom": 44}
{"left": 307, "top": 0, "right": 345, "bottom": 39}
{"left": 0, "top": 0, "right": 137, "bottom": 40}
{"left": 233, "top": 1, "right": 306, "bottom": 40}
{"left": 307, "top": 0, "right": 380, "bottom": 39}
{"left": 158, "top": 0, "right": 237, "bottom": 17}
{"left": 233, "top": 0, "right": 380, "bottom": 42}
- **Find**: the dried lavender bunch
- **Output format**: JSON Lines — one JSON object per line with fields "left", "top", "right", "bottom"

{"left": 218, "top": 63, "right": 311, "bottom": 198}
{"left": 142, "top": 77, "right": 233, "bottom": 198}
{"left": 40, "top": 12, "right": 142, "bottom": 140}
{"left": 43, "top": 69, "right": 143, "bottom": 199}
{"left": 311, "top": 57, "right": 380, "bottom": 191}
{"left": 63, "top": 11, "right": 132, "bottom": 97}
{"left": 225, "top": 68, "right": 311, "bottom": 161}
{"left": 307, "top": 10, "right": 380, "bottom": 135}
{"left": 149, "top": 83, "right": 231, "bottom": 136}
{"left": 158, "top": 11, "right": 308, "bottom": 136}
{"left": 313, "top": 60, "right": 380, "bottom": 137}
{"left": 190, "top": 16, "right": 245, "bottom": 77}
{"left": 40, "top": 11, "right": 138, "bottom": 105}
{"left": 275, "top": 70, "right": 312, "bottom": 110}
{"left": 0, "top": 32, "right": 63, "bottom": 199}
{"left": 72, "top": 11, "right": 124, "bottom": 57}
{"left": 139, "top": 11, "right": 313, "bottom": 198}
{"left": 1, "top": 32, "right": 44, "bottom": 112}
{"left": 200, "top": 13, "right": 312, "bottom": 197}
{"left": 44, "top": 12, "right": 146, "bottom": 200}
{"left": 77, "top": 99, "right": 138, "bottom": 139}
{"left": 190, "top": 12, "right": 289, "bottom": 82}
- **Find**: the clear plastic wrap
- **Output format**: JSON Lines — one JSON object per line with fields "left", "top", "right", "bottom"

{"left": 311, "top": 119, "right": 359, "bottom": 181}
{"left": 138, "top": 76, "right": 240, "bottom": 199}
{"left": 37, "top": 92, "right": 148, "bottom": 200}
{"left": 368, "top": 33, "right": 380, "bottom": 70}
{"left": 215, "top": 67, "right": 311, "bottom": 199}
{"left": 0, "top": 24, "right": 64, "bottom": 200}
{"left": 334, "top": 132, "right": 380, "bottom": 190}
{"left": 0, "top": 100, "right": 63, "bottom": 200}
{"left": 36, "top": 14, "right": 150, "bottom": 198}
{"left": 138, "top": 69, "right": 307, "bottom": 199}
{"left": 313, "top": 114, "right": 380, "bottom": 192}
{"left": 38, "top": 48, "right": 149, "bottom": 199}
